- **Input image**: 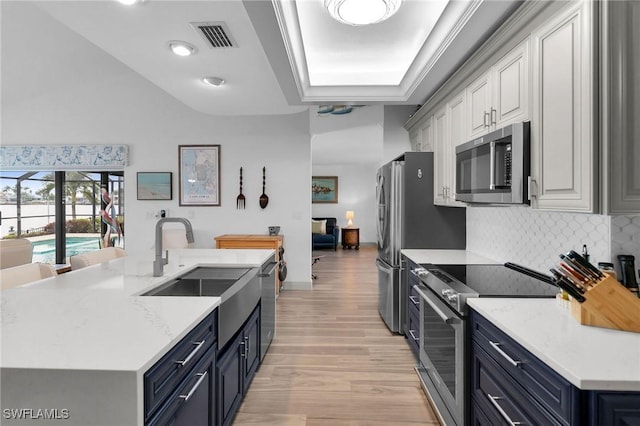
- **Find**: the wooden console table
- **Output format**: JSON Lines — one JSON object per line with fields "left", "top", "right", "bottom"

{"left": 214, "top": 234, "right": 284, "bottom": 295}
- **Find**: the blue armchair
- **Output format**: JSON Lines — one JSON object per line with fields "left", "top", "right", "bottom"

{"left": 312, "top": 217, "right": 340, "bottom": 251}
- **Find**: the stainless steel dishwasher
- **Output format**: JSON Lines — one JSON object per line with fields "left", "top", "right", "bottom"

{"left": 259, "top": 255, "right": 277, "bottom": 361}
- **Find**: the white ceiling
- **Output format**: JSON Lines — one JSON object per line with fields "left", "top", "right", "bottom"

{"left": 23, "top": 0, "right": 522, "bottom": 117}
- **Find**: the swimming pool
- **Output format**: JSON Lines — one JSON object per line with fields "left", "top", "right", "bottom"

{"left": 32, "top": 236, "right": 101, "bottom": 264}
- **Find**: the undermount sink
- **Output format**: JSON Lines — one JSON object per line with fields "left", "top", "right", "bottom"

{"left": 142, "top": 267, "right": 251, "bottom": 297}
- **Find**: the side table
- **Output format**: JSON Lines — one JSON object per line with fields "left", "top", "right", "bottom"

{"left": 341, "top": 227, "right": 360, "bottom": 250}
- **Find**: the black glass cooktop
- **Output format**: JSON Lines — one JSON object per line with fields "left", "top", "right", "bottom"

{"left": 432, "top": 263, "right": 558, "bottom": 297}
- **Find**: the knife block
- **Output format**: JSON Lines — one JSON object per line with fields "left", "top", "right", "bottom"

{"left": 570, "top": 273, "right": 640, "bottom": 333}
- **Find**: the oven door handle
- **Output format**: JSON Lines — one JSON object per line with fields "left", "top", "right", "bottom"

{"left": 414, "top": 285, "right": 460, "bottom": 325}
{"left": 376, "top": 259, "right": 394, "bottom": 274}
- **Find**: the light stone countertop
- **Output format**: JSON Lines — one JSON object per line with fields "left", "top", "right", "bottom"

{"left": 468, "top": 298, "right": 640, "bottom": 391}
{"left": 0, "top": 248, "right": 274, "bottom": 372}
{"left": 401, "top": 249, "right": 499, "bottom": 265}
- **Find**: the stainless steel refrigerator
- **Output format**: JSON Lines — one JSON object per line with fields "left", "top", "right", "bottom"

{"left": 376, "top": 152, "right": 466, "bottom": 333}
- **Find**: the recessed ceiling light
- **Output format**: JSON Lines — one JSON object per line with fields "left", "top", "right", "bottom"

{"left": 168, "top": 41, "right": 197, "bottom": 57}
{"left": 117, "top": 0, "right": 139, "bottom": 5}
{"left": 325, "top": 0, "right": 402, "bottom": 26}
{"left": 202, "top": 77, "right": 225, "bottom": 87}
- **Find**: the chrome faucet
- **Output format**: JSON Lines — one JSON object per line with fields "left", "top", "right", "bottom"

{"left": 153, "top": 217, "right": 195, "bottom": 277}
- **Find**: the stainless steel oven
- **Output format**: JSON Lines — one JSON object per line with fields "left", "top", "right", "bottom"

{"left": 412, "top": 262, "right": 558, "bottom": 426}
{"left": 414, "top": 284, "right": 465, "bottom": 426}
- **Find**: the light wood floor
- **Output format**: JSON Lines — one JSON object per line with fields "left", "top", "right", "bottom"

{"left": 233, "top": 245, "right": 440, "bottom": 425}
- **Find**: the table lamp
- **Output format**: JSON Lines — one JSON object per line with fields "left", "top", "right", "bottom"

{"left": 345, "top": 211, "right": 355, "bottom": 228}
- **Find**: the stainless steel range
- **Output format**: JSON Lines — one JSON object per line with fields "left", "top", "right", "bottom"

{"left": 412, "top": 263, "right": 558, "bottom": 426}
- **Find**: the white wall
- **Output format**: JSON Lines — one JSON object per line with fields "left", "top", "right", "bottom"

{"left": 1, "top": 2, "right": 313, "bottom": 286}
{"left": 311, "top": 163, "right": 378, "bottom": 244}
{"left": 382, "top": 105, "right": 415, "bottom": 163}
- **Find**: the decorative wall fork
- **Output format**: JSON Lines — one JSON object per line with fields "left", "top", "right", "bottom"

{"left": 236, "top": 167, "right": 245, "bottom": 209}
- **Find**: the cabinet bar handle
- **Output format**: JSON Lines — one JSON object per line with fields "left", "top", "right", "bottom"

{"left": 179, "top": 372, "right": 208, "bottom": 402}
{"left": 487, "top": 393, "right": 522, "bottom": 425}
{"left": 409, "top": 295, "right": 420, "bottom": 306}
{"left": 175, "top": 340, "right": 206, "bottom": 366}
{"left": 408, "top": 329, "right": 419, "bottom": 341}
{"left": 244, "top": 336, "right": 250, "bottom": 358}
{"left": 490, "top": 108, "right": 497, "bottom": 125}
{"left": 240, "top": 341, "right": 246, "bottom": 358}
{"left": 489, "top": 341, "right": 521, "bottom": 367}
{"left": 484, "top": 111, "right": 490, "bottom": 127}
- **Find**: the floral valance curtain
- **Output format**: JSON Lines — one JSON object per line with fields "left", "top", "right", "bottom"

{"left": 0, "top": 145, "right": 128, "bottom": 171}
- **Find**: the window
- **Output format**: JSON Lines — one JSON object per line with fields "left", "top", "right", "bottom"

{"left": 0, "top": 171, "right": 124, "bottom": 264}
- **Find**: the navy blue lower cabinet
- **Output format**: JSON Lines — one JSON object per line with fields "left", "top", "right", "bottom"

{"left": 587, "top": 391, "right": 640, "bottom": 426}
{"left": 471, "top": 400, "right": 502, "bottom": 425}
{"left": 216, "top": 304, "right": 261, "bottom": 426}
{"left": 243, "top": 305, "right": 261, "bottom": 390}
{"left": 470, "top": 309, "right": 640, "bottom": 426}
{"left": 148, "top": 345, "right": 216, "bottom": 426}
{"left": 217, "top": 333, "right": 244, "bottom": 426}
{"left": 403, "top": 256, "right": 423, "bottom": 359}
{"left": 471, "top": 341, "right": 563, "bottom": 425}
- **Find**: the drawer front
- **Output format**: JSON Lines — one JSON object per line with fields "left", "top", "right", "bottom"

{"left": 471, "top": 399, "right": 502, "bottom": 426}
{"left": 406, "top": 307, "right": 420, "bottom": 357}
{"left": 470, "top": 310, "right": 577, "bottom": 424}
{"left": 145, "top": 310, "right": 218, "bottom": 421}
{"left": 147, "top": 345, "right": 216, "bottom": 426}
{"left": 408, "top": 283, "right": 421, "bottom": 311}
{"left": 471, "top": 341, "right": 562, "bottom": 426}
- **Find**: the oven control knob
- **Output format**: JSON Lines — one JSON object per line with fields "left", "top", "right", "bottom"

{"left": 446, "top": 293, "right": 459, "bottom": 303}
{"left": 415, "top": 269, "right": 429, "bottom": 277}
{"left": 441, "top": 289, "right": 452, "bottom": 296}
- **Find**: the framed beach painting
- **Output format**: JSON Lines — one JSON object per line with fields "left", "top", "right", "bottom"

{"left": 137, "top": 172, "right": 172, "bottom": 200}
{"left": 178, "top": 145, "right": 221, "bottom": 206}
{"left": 312, "top": 176, "right": 338, "bottom": 203}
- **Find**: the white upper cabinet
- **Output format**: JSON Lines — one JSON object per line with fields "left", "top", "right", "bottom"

{"left": 445, "top": 92, "right": 467, "bottom": 207}
{"left": 433, "top": 106, "right": 448, "bottom": 205}
{"left": 467, "top": 73, "right": 492, "bottom": 138}
{"left": 493, "top": 39, "right": 530, "bottom": 127}
{"left": 466, "top": 38, "right": 530, "bottom": 138}
{"left": 601, "top": 0, "right": 640, "bottom": 214}
{"left": 530, "top": 1, "right": 595, "bottom": 212}
{"left": 418, "top": 115, "right": 434, "bottom": 153}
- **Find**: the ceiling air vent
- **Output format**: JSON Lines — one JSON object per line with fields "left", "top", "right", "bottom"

{"left": 191, "top": 22, "right": 236, "bottom": 48}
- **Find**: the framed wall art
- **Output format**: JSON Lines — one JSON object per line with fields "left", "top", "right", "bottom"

{"left": 178, "top": 145, "right": 221, "bottom": 206}
{"left": 137, "top": 172, "right": 172, "bottom": 200}
{"left": 312, "top": 176, "right": 338, "bottom": 203}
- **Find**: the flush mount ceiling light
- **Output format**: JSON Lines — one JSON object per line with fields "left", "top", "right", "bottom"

{"left": 324, "top": 0, "right": 402, "bottom": 26}
{"left": 202, "top": 77, "right": 225, "bottom": 87}
{"left": 168, "top": 41, "right": 197, "bottom": 57}
{"left": 117, "top": 0, "right": 142, "bottom": 5}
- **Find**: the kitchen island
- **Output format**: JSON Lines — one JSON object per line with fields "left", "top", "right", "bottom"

{"left": 0, "top": 249, "right": 274, "bottom": 426}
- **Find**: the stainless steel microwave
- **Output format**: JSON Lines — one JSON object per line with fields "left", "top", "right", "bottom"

{"left": 455, "top": 121, "right": 530, "bottom": 204}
